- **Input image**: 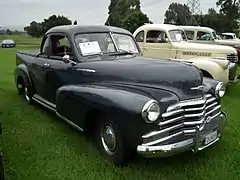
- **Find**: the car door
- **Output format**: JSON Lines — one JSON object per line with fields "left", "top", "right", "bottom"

{"left": 43, "top": 33, "right": 76, "bottom": 104}
{"left": 30, "top": 36, "right": 52, "bottom": 98}
{"left": 143, "top": 30, "right": 171, "bottom": 59}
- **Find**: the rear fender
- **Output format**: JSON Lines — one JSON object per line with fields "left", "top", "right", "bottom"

{"left": 14, "top": 64, "right": 32, "bottom": 88}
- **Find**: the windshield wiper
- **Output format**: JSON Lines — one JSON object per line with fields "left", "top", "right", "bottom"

{"left": 109, "top": 49, "right": 134, "bottom": 56}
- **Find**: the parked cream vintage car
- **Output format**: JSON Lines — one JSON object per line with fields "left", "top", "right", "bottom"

{"left": 133, "top": 24, "right": 238, "bottom": 85}
{"left": 179, "top": 26, "right": 240, "bottom": 61}
{"left": 221, "top": 33, "right": 240, "bottom": 41}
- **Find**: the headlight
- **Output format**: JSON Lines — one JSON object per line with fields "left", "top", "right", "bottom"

{"left": 215, "top": 82, "right": 225, "bottom": 98}
{"left": 141, "top": 100, "right": 160, "bottom": 123}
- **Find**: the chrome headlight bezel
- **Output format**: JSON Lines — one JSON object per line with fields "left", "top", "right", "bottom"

{"left": 215, "top": 82, "right": 225, "bottom": 98}
{"left": 141, "top": 100, "right": 160, "bottom": 123}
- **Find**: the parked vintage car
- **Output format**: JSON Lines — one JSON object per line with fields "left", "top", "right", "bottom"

{"left": 133, "top": 24, "right": 238, "bottom": 85}
{"left": 1, "top": 39, "right": 15, "bottom": 48}
{"left": 14, "top": 25, "right": 227, "bottom": 165}
{"left": 179, "top": 26, "right": 240, "bottom": 62}
{"left": 221, "top": 33, "right": 240, "bottom": 41}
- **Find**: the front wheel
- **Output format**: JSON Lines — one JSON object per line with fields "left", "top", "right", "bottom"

{"left": 94, "top": 115, "right": 132, "bottom": 166}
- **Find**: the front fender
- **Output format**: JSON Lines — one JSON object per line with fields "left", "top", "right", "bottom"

{"left": 202, "top": 77, "right": 220, "bottom": 97}
{"left": 187, "top": 58, "right": 229, "bottom": 84}
{"left": 55, "top": 84, "right": 158, "bottom": 148}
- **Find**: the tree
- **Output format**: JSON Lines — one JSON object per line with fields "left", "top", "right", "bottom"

{"left": 216, "top": 0, "right": 240, "bottom": 32}
{"left": 6, "top": 29, "right": 12, "bottom": 35}
{"left": 24, "top": 15, "right": 72, "bottom": 37}
{"left": 41, "top": 15, "right": 72, "bottom": 34}
{"left": 121, "top": 9, "right": 151, "bottom": 33}
{"left": 164, "top": 3, "right": 191, "bottom": 25}
{"left": 199, "top": 8, "right": 225, "bottom": 32}
{"left": 105, "top": 0, "right": 141, "bottom": 27}
{"left": 24, "top": 21, "right": 43, "bottom": 37}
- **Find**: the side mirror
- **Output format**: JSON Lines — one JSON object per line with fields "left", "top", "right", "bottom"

{"left": 165, "top": 38, "right": 169, "bottom": 43}
{"left": 62, "top": 55, "right": 77, "bottom": 65}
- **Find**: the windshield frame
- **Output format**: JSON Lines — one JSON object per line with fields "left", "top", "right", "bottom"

{"left": 74, "top": 32, "right": 140, "bottom": 58}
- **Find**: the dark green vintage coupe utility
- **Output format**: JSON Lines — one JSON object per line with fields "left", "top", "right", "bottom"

{"left": 14, "top": 25, "right": 227, "bottom": 165}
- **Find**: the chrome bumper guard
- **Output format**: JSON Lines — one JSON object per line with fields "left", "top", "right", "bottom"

{"left": 137, "top": 112, "right": 227, "bottom": 158}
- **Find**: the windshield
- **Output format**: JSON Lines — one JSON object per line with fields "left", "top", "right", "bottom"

{"left": 75, "top": 33, "right": 139, "bottom": 56}
{"left": 168, "top": 29, "right": 188, "bottom": 42}
{"left": 2, "top": 40, "right": 14, "bottom": 43}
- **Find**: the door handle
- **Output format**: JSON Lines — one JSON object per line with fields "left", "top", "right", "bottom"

{"left": 43, "top": 63, "right": 51, "bottom": 68}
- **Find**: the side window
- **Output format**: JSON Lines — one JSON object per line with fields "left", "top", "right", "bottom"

{"left": 42, "top": 36, "right": 51, "bottom": 55}
{"left": 51, "top": 35, "right": 73, "bottom": 58}
{"left": 185, "top": 31, "right": 194, "bottom": 40}
{"left": 146, "top": 30, "right": 168, "bottom": 43}
{"left": 135, "top": 31, "right": 144, "bottom": 42}
{"left": 42, "top": 34, "right": 73, "bottom": 59}
{"left": 197, "top": 31, "right": 211, "bottom": 41}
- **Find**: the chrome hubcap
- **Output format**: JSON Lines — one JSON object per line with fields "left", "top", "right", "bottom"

{"left": 101, "top": 125, "right": 116, "bottom": 155}
{"left": 24, "top": 87, "right": 30, "bottom": 101}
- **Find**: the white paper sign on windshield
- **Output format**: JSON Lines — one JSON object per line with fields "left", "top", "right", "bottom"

{"left": 79, "top": 41, "right": 102, "bottom": 56}
{"left": 175, "top": 33, "right": 182, "bottom": 41}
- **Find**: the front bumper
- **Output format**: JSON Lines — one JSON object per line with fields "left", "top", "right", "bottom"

{"left": 137, "top": 112, "right": 227, "bottom": 158}
{"left": 228, "top": 62, "right": 238, "bottom": 82}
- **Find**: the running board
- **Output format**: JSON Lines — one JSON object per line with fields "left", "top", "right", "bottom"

{"left": 32, "top": 94, "right": 56, "bottom": 112}
{"left": 32, "top": 94, "right": 83, "bottom": 132}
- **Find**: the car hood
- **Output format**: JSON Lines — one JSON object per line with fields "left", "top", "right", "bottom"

{"left": 78, "top": 55, "right": 203, "bottom": 100}
{"left": 215, "top": 39, "right": 240, "bottom": 46}
{"left": 173, "top": 41, "right": 236, "bottom": 54}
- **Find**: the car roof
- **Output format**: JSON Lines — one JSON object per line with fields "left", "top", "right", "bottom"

{"left": 46, "top": 25, "right": 132, "bottom": 36}
{"left": 179, "top": 26, "right": 215, "bottom": 32}
{"left": 221, "top": 33, "right": 235, "bottom": 36}
{"left": 134, "top": 24, "right": 180, "bottom": 32}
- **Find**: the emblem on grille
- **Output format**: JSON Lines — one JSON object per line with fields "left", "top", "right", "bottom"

{"left": 190, "top": 85, "right": 203, "bottom": 90}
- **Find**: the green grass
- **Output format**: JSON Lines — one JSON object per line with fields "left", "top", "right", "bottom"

{"left": 0, "top": 36, "right": 240, "bottom": 180}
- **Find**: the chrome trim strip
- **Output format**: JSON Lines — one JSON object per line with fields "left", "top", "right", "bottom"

{"left": 206, "top": 97, "right": 216, "bottom": 104}
{"left": 33, "top": 94, "right": 84, "bottom": 132}
{"left": 205, "top": 105, "right": 221, "bottom": 116}
{"left": 185, "top": 104, "right": 206, "bottom": 111}
{"left": 142, "top": 132, "right": 183, "bottom": 146}
{"left": 166, "top": 98, "right": 206, "bottom": 112}
{"left": 206, "top": 102, "right": 218, "bottom": 110}
{"left": 162, "top": 109, "right": 184, "bottom": 118}
{"left": 142, "top": 123, "right": 183, "bottom": 138}
{"left": 32, "top": 95, "right": 56, "bottom": 112}
{"left": 159, "top": 116, "right": 184, "bottom": 126}
{"left": 56, "top": 112, "right": 83, "bottom": 132}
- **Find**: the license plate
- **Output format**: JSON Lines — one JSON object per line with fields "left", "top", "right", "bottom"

{"left": 204, "top": 131, "right": 218, "bottom": 145}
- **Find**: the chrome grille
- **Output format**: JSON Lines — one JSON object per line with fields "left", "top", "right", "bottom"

{"left": 142, "top": 94, "right": 221, "bottom": 146}
{"left": 227, "top": 54, "right": 238, "bottom": 63}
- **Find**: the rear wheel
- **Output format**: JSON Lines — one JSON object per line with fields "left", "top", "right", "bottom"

{"left": 94, "top": 114, "right": 132, "bottom": 166}
{"left": 17, "top": 77, "right": 33, "bottom": 104}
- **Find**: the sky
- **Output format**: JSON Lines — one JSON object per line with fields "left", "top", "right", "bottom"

{"left": 0, "top": 0, "right": 218, "bottom": 30}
